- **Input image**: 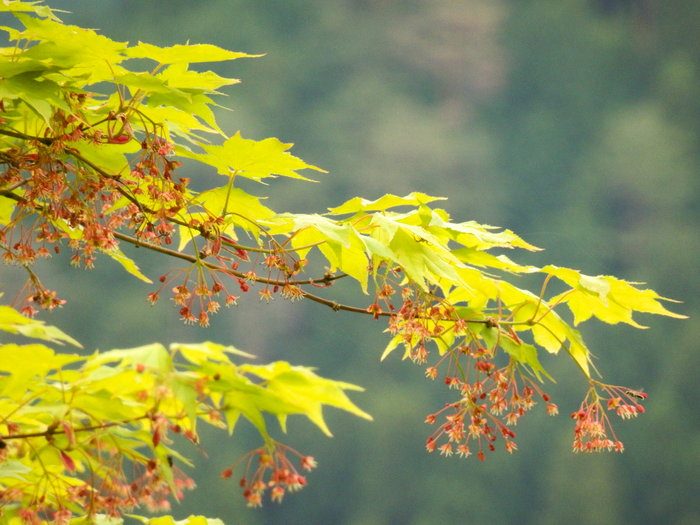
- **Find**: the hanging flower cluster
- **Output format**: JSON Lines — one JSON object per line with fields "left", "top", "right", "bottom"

{"left": 221, "top": 442, "right": 317, "bottom": 507}
{"left": 570, "top": 384, "right": 647, "bottom": 453}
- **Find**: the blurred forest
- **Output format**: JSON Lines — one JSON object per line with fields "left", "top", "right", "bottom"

{"left": 2, "top": 0, "right": 699, "bottom": 524}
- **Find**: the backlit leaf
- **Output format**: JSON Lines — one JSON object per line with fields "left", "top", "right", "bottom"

{"left": 0, "top": 2, "right": 58, "bottom": 18}
{"left": 186, "top": 132, "right": 326, "bottom": 181}
{"left": 327, "top": 192, "right": 446, "bottom": 215}
{"left": 71, "top": 140, "right": 138, "bottom": 176}
{"left": 370, "top": 214, "right": 465, "bottom": 291}
{"left": 104, "top": 247, "right": 153, "bottom": 283}
{"left": 0, "top": 305, "right": 81, "bottom": 346}
{"left": 543, "top": 266, "right": 687, "bottom": 327}
{"left": 428, "top": 210, "right": 541, "bottom": 252}
{"left": 0, "top": 460, "right": 31, "bottom": 481}
{"left": 0, "top": 195, "right": 16, "bottom": 225}
{"left": 171, "top": 341, "right": 254, "bottom": 364}
{"left": 90, "top": 343, "right": 172, "bottom": 372}
{"left": 0, "top": 343, "right": 79, "bottom": 398}
{"left": 240, "top": 361, "right": 372, "bottom": 436}
{"left": 482, "top": 328, "right": 553, "bottom": 382}
{"left": 158, "top": 62, "right": 240, "bottom": 92}
{"left": 125, "top": 42, "right": 261, "bottom": 64}
{"left": 279, "top": 213, "right": 369, "bottom": 290}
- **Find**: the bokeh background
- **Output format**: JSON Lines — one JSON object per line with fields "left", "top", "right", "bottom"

{"left": 3, "top": 1, "right": 699, "bottom": 523}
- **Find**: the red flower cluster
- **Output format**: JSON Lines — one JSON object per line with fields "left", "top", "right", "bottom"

{"left": 0, "top": 99, "right": 193, "bottom": 316}
{"left": 222, "top": 442, "right": 317, "bottom": 507}
{"left": 424, "top": 357, "right": 556, "bottom": 460}
{"left": 0, "top": 452, "right": 195, "bottom": 522}
{"left": 571, "top": 384, "right": 647, "bottom": 453}
{"left": 377, "top": 284, "right": 556, "bottom": 459}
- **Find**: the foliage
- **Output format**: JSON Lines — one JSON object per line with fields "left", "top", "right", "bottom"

{"left": 0, "top": 1, "right": 685, "bottom": 523}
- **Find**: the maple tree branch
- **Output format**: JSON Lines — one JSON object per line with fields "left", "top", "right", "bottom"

{"left": 0, "top": 128, "right": 54, "bottom": 146}
{"left": 299, "top": 289, "right": 385, "bottom": 315}
{"left": 112, "top": 230, "right": 347, "bottom": 287}
{"left": 1, "top": 128, "right": 344, "bottom": 260}
{"left": 0, "top": 415, "right": 151, "bottom": 442}
{"left": 0, "top": 189, "right": 492, "bottom": 323}
{"left": 0, "top": 184, "right": 351, "bottom": 291}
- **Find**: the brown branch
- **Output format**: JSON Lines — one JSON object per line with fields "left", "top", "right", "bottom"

{"left": 0, "top": 191, "right": 486, "bottom": 323}
{"left": 0, "top": 184, "right": 348, "bottom": 288}
{"left": 0, "top": 128, "right": 53, "bottom": 146}
{"left": 0, "top": 188, "right": 24, "bottom": 202}
{"left": 299, "top": 289, "right": 385, "bottom": 315}
{"left": 299, "top": 289, "right": 491, "bottom": 325}
{"left": 112, "top": 230, "right": 347, "bottom": 287}
{"left": 0, "top": 414, "right": 150, "bottom": 442}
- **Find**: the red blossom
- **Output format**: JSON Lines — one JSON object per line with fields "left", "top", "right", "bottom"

{"left": 224, "top": 442, "right": 316, "bottom": 506}
{"left": 59, "top": 450, "right": 76, "bottom": 472}
{"left": 569, "top": 383, "right": 646, "bottom": 453}
{"left": 107, "top": 135, "right": 130, "bottom": 144}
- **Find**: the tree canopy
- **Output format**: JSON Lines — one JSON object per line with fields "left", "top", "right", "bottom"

{"left": 0, "top": 2, "right": 686, "bottom": 523}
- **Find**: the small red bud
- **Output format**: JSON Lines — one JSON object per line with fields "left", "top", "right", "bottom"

{"left": 60, "top": 450, "right": 75, "bottom": 472}
{"left": 108, "top": 135, "right": 130, "bottom": 144}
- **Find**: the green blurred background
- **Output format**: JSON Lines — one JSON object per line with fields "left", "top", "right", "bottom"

{"left": 4, "top": 1, "right": 700, "bottom": 523}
